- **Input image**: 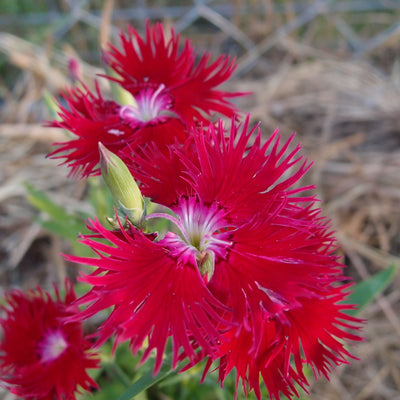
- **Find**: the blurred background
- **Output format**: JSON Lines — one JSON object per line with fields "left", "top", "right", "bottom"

{"left": 1, "top": 1, "right": 400, "bottom": 399}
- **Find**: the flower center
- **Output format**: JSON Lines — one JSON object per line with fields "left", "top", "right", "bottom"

{"left": 37, "top": 329, "right": 69, "bottom": 363}
{"left": 119, "top": 84, "right": 176, "bottom": 123}
{"left": 147, "top": 198, "right": 233, "bottom": 281}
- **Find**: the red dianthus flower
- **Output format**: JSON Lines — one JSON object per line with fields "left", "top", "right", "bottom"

{"left": 48, "top": 22, "right": 244, "bottom": 178}
{"left": 106, "top": 22, "right": 243, "bottom": 124}
{"left": 0, "top": 280, "right": 100, "bottom": 400}
{"left": 67, "top": 117, "right": 362, "bottom": 399}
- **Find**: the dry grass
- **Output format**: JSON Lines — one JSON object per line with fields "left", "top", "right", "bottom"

{"left": 1, "top": 5, "right": 400, "bottom": 399}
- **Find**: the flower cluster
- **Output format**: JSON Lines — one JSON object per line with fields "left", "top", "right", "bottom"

{"left": 1, "top": 21, "right": 362, "bottom": 400}
{"left": 47, "top": 22, "right": 244, "bottom": 178}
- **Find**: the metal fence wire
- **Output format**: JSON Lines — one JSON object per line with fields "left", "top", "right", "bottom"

{"left": 1, "top": 0, "right": 400, "bottom": 77}
{"left": 2, "top": 3, "right": 400, "bottom": 400}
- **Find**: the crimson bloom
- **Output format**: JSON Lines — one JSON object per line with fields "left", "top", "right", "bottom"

{"left": 106, "top": 22, "right": 243, "bottom": 124}
{"left": 67, "top": 117, "right": 362, "bottom": 399}
{"left": 0, "top": 280, "right": 100, "bottom": 400}
{"left": 48, "top": 22, "right": 244, "bottom": 178}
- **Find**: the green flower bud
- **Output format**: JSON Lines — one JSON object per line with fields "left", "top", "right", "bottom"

{"left": 43, "top": 90, "right": 61, "bottom": 120}
{"left": 107, "top": 67, "right": 138, "bottom": 107}
{"left": 99, "top": 142, "right": 144, "bottom": 226}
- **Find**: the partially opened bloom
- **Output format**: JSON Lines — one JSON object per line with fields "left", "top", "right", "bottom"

{"left": 106, "top": 22, "right": 243, "bottom": 124}
{"left": 68, "top": 117, "right": 362, "bottom": 399}
{"left": 0, "top": 280, "right": 100, "bottom": 400}
{"left": 48, "top": 22, "right": 245, "bottom": 178}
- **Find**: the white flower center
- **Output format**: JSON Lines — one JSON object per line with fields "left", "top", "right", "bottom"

{"left": 38, "top": 329, "right": 68, "bottom": 363}
{"left": 119, "top": 84, "right": 176, "bottom": 123}
{"left": 147, "top": 199, "right": 233, "bottom": 280}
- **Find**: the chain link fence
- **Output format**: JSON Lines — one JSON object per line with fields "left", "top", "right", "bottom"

{"left": 1, "top": 0, "right": 400, "bottom": 77}
{"left": 1, "top": 2, "right": 400, "bottom": 400}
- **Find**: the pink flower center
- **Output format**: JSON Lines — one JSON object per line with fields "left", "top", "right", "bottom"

{"left": 119, "top": 84, "right": 176, "bottom": 123}
{"left": 147, "top": 198, "right": 233, "bottom": 280}
{"left": 37, "top": 329, "right": 68, "bottom": 363}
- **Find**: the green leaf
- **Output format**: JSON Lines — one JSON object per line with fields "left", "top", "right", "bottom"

{"left": 25, "top": 183, "right": 89, "bottom": 240}
{"left": 25, "top": 183, "right": 68, "bottom": 221}
{"left": 118, "top": 366, "right": 176, "bottom": 400}
{"left": 346, "top": 264, "right": 397, "bottom": 315}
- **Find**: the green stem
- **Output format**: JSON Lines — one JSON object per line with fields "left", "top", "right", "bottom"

{"left": 102, "top": 359, "right": 132, "bottom": 388}
{"left": 118, "top": 368, "right": 176, "bottom": 400}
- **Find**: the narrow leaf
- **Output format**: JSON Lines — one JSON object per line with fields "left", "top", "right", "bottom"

{"left": 346, "top": 264, "right": 397, "bottom": 315}
{"left": 25, "top": 183, "right": 67, "bottom": 220}
{"left": 118, "top": 368, "right": 176, "bottom": 400}
{"left": 25, "top": 183, "right": 89, "bottom": 240}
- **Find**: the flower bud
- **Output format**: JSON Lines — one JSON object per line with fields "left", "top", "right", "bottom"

{"left": 99, "top": 142, "right": 144, "bottom": 226}
{"left": 105, "top": 65, "right": 138, "bottom": 107}
{"left": 43, "top": 90, "right": 61, "bottom": 120}
{"left": 68, "top": 57, "right": 82, "bottom": 82}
